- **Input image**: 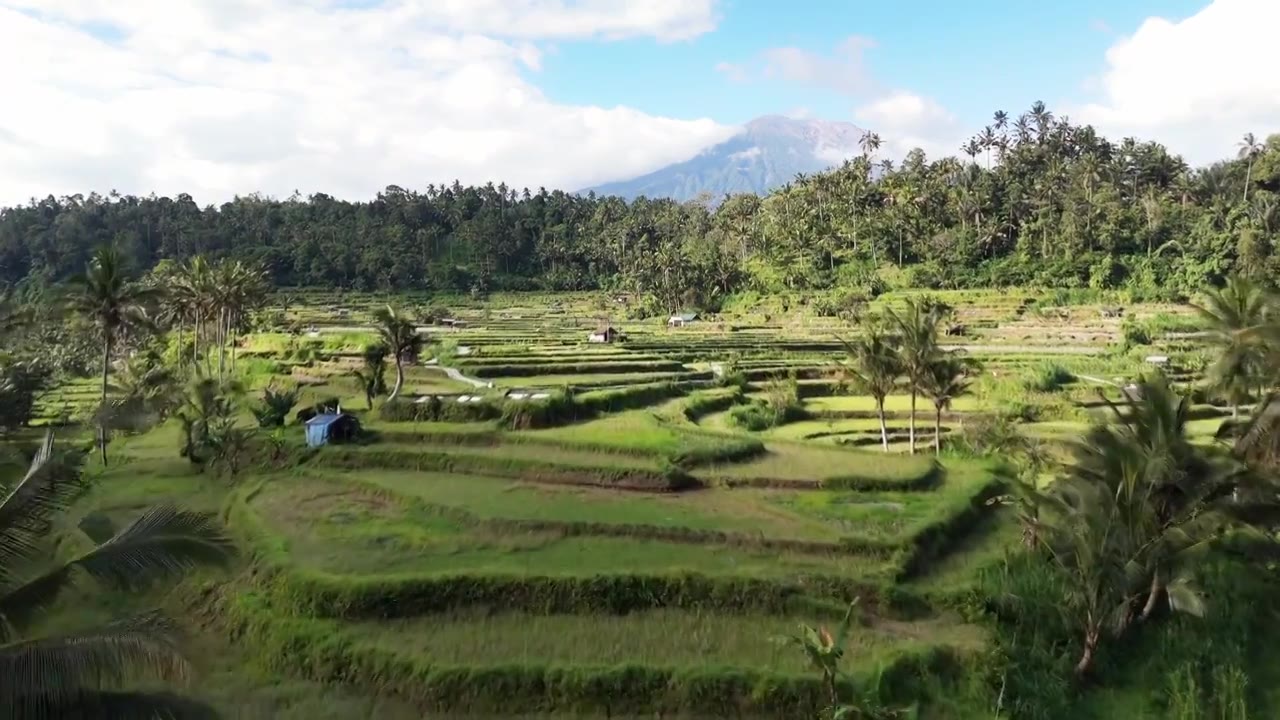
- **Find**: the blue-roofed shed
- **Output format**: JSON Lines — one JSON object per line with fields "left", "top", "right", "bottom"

{"left": 304, "top": 412, "right": 360, "bottom": 448}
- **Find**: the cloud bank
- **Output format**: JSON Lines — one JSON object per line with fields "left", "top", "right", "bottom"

{"left": 0, "top": 0, "right": 734, "bottom": 204}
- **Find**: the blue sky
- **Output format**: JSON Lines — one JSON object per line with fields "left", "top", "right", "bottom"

{"left": 536, "top": 0, "right": 1205, "bottom": 129}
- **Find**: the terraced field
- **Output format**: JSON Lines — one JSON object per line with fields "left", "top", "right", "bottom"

{"left": 39, "top": 288, "right": 1229, "bottom": 718}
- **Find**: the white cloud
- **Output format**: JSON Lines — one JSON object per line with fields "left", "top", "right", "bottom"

{"left": 717, "top": 35, "right": 878, "bottom": 96}
{"left": 853, "top": 91, "right": 963, "bottom": 161}
{"left": 1073, "top": 0, "right": 1280, "bottom": 165}
{"left": 0, "top": 0, "right": 731, "bottom": 204}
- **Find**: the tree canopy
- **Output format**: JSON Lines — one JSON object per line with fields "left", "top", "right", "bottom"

{"left": 1, "top": 103, "right": 1278, "bottom": 303}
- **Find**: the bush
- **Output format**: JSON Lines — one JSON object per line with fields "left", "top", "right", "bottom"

{"left": 1022, "top": 363, "right": 1075, "bottom": 393}
{"left": 379, "top": 397, "right": 501, "bottom": 423}
{"left": 1121, "top": 318, "right": 1153, "bottom": 349}
{"left": 252, "top": 386, "right": 300, "bottom": 428}
{"left": 729, "top": 374, "right": 806, "bottom": 431}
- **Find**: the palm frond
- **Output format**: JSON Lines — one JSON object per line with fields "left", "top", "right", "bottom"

{"left": 0, "top": 506, "right": 234, "bottom": 632}
{"left": 0, "top": 433, "right": 86, "bottom": 583}
{"left": 1165, "top": 574, "right": 1206, "bottom": 617}
{"left": 0, "top": 613, "right": 189, "bottom": 703}
{"left": 9, "top": 689, "right": 219, "bottom": 720}
{"left": 69, "top": 505, "right": 235, "bottom": 590}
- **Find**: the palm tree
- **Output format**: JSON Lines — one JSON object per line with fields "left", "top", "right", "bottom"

{"left": 374, "top": 305, "right": 423, "bottom": 402}
{"left": 1193, "top": 277, "right": 1273, "bottom": 416}
{"left": 859, "top": 131, "right": 882, "bottom": 161}
{"left": 66, "top": 248, "right": 157, "bottom": 465}
{"left": 1028, "top": 377, "right": 1275, "bottom": 675}
{"left": 887, "top": 299, "right": 946, "bottom": 454}
{"left": 920, "top": 356, "right": 973, "bottom": 455}
{"left": 0, "top": 432, "right": 234, "bottom": 717}
{"left": 1238, "top": 132, "right": 1264, "bottom": 203}
{"left": 838, "top": 323, "right": 901, "bottom": 452}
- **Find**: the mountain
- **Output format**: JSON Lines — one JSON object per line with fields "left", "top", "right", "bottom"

{"left": 584, "top": 115, "right": 866, "bottom": 202}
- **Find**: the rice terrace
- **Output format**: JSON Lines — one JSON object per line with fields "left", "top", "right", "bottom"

{"left": 4, "top": 4, "right": 1280, "bottom": 717}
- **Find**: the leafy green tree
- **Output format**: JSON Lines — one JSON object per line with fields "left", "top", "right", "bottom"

{"left": 0, "top": 432, "right": 235, "bottom": 717}
{"left": 373, "top": 305, "right": 422, "bottom": 402}
{"left": 65, "top": 247, "right": 157, "bottom": 465}
{"left": 838, "top": 321, "right": 901, "bottom": 452}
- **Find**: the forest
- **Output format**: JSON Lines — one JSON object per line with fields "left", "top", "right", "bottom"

{"left": 2, "top": 103, "right": 1278, "bottom": 308}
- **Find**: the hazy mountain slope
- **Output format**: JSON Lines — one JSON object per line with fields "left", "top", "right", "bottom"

{"left": 584, "top": 115, "right": 865, "bottom": 202}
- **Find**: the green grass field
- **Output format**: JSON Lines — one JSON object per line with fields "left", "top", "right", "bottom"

{"left": 23, "top": 287, "right": 1238, "bottom": 719}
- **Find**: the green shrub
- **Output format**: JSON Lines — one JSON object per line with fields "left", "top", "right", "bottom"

{"left": 252, "top": 386, "right": 301, "bottom": 427}
{"left": 1022, "top": 363, "right": 1075, "bottom": 393}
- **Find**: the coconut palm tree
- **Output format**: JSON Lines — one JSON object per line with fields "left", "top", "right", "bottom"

{"left": 1193, "top": 277, "right": 1274, "bottom": 416}
{"left": 0, "top": 432, "right": 234, "bottom": 717}
{"left": 886, "top": 299, "right": 946, "bottom": 454}
{"left": 1029, "top": 377, "right": 1277, "bottom": 675}
{"left": 858, "top": 131, "right": 882, "bottom": 161}
{"left": 65, "top": 247, "right": 157, "bottom": 465}
{"left": 920, "top": 356, "right": 974, "bottom": 455}
{"left": 1238, "top": 132, "right": 1264, "bottom": 203}
{"left": 374, "top": 305, "right": 422, "bottom": 402}
{"left": 838, "top": 322, "right": 901, "bottom": 452}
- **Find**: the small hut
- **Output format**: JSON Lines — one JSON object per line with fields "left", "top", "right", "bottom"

{"left": 304, "top": 412, "right": 361, "bottom": 448}
{"left": 667, "top": 312, "right": 699, "bottom": 328}
{"left": 588, "top": 324, "right": 623, "bottom": 343}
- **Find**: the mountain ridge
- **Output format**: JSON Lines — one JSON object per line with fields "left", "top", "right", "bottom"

{"left": 583, "top": 114, "right": 866, "bottom": 202}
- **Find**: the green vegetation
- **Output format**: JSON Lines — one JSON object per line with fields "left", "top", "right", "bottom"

{"left": 7, "top": 216, "right": 1280, "bottom": 718}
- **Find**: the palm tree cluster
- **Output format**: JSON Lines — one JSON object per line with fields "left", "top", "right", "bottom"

{"left": 149, "top": 256, "right": 268, "bottom": 377}
{"left": 63, "top": 249, "right": 268, "bottom": 465}
{"left": 0, "top": 433, "right": 235, "bottom": 716}
{"left": 840, "top": 298, "right": 975, "bottom": 455}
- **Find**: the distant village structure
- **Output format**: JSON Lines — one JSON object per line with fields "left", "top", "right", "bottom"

{"left": 588, "top": 324, "right": 623, "bottom": 343}
{"left": 668, "top": 312, "right": 699, "bottom": 328}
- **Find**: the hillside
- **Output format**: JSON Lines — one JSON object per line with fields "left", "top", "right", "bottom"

{"left": 584, "top": 115, "right": 865, "bottom": 202}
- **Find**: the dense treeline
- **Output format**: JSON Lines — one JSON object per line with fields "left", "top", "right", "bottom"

{"left": 2, "top": 103, "right": 1279, "bottom": 306}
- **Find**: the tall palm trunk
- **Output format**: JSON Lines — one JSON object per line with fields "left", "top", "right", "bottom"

{"left": 934, "top": 406, "right": 943, "bottom": 455}
{"left": 908, "top": 390, "right": 918, "bottom": 455}
{"left": 193, "top": 314, "right": 201, "bottom": 365}
{"left": 876, "top": 399, "right": 888, "bottom": 452}
{"left": 1075, "top": 624, "right": 1100, "bottom": 676}
{"left": 217, "top": 307, "right": 227, "bottom": 379}
{"left": 1139, "top": 570, "right": 1164, "bottom": 622}
{"left": 389, "top": 357, "right": 405, "bottom": 401}
{"left": 99, "top": 331, "right": 112, "bottom": 466}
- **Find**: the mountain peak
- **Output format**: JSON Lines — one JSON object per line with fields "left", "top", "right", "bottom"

{"left": 585, "top": 114, "right": 865, "bottom": 202}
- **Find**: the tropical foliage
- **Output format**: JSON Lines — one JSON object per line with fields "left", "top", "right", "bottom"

{"left": 1, "top": 107, "right": 1278, "bottom": 306}
{"left": 0, "top": 433, "right": 235, "bottom": 717}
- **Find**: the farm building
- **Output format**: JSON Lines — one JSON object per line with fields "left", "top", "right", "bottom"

{"left": 304, "top": 412, "right": 361, "bottom": 448}
{"left": 667, "top": 312, "right": 699, "bottom": 328}
{"left": 588, "top": 324, "right": 623, "bottom": 343}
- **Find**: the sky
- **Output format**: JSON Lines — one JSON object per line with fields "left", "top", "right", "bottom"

{"left": 1, "top": 0, "right": 1277, "bottom": 205}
